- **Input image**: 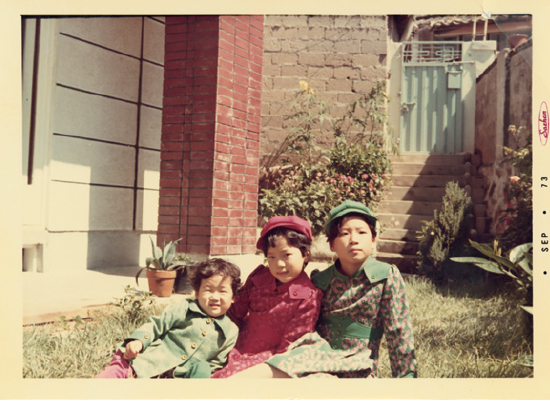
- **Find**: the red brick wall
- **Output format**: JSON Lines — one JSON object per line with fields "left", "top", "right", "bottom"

{"left": 159, "top": 15, "right": 263, "bottom": 256}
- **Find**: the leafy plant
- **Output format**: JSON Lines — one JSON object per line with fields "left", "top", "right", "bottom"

{"left": 497, "top": 125, "right": 532, "bottom": 251}
{"left": 416, "top": 181, "right": 474, "bottom": 282}
{"left": 259, "top": 80, "right": 394, "bottom": 236}
{"left": 135, "top": 237, "right": 187, "bottom": 285}
{"left": 451, "top": 240, "right": 533, "bottom": 310}
{"left": 111, "top": 285, "right": 158, "bottom": 325}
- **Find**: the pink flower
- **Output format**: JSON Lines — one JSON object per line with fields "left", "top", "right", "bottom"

{"left": 330, "top": 178, "right": 336, "bottom": 183}
{"left": 334, "top": 173, "right": 339, "bottom": 178}
{"left": 510, "top": 176, "right": 520, "bottom": 183}
{"left": 362, "top": 173, "right": 368, "bottom": 180}
{"left": 360, "top": 190, "right": 366, "bottom": 195}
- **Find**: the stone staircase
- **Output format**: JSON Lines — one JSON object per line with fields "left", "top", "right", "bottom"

{"left": 375, "top": 154, "right": 486, "bottom": 274}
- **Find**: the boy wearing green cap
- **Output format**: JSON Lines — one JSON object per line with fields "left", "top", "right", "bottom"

{"left": 230, "top": 200, "right": 417, "bottom": 378}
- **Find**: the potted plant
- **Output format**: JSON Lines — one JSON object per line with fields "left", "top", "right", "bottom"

{"left": 135, "top": 237, "right": 188, "bottom": 297}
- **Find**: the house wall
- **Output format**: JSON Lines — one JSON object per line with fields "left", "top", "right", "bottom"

{"left": 475, "top": 41, "right": 532, "bottom": 237}
{"left": 24, "top": 17, "right": 166, "bottom": 273}
{"left": 260, "top": 15, "right": 389, "bottom": 165}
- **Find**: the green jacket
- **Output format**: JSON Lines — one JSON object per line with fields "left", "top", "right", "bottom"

{"left": 120, "top": 298, "right": 238, "bottom": 378}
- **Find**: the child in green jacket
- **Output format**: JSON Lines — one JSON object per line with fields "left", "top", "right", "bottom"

{"left": 96, "top": 258, "right": 241, "bottom": 378}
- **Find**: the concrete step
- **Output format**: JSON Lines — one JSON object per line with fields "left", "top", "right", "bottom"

{"left": 390, "top": 153, "right": 470, "bottom": 165}
{"left": 378, "top": 213, "right": 427, "bottom": 230}
{"left": 387, "top": 186, "right": 447, "bottom": 201}
{"left": 377, "top": 239, "right": 419, "bottom": 255}
{"left": 391, "top": 174, "right": 468, "bottom": 187}
{"left": 376, "top": 252, "right": 419, "bottom": 274}
{"left": 392, "top": 163, "right": 471, "bottom": 175}
{"left": 378, "top": 228, "right": 420, "bottom": 241}
{"left": 378, "top": 200, "right": 439, "bottom": 216}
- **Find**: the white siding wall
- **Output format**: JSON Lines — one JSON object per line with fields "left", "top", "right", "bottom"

{"left": 43, "top": 17, "right": 165, "bottom": 272}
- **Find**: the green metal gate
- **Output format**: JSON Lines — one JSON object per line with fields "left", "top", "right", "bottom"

{"left": 400, "top": 42, "right": 465, "bottom": 154}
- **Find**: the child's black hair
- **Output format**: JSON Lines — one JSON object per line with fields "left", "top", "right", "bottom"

{"left": 187, "top": 258, "right": 242, "bottom": 295}
{"left": 327, "top": 212, "right": 377, "bottom": 245}
{"left": 260, "top": 226, "right": 312, "bottom": 258}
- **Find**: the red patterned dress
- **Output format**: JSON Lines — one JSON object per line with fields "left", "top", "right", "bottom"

{"left": 267, "top": 257, "right": 417, "bottom": 378}
{"left": 211, "top": 265, "right": 323, "bottom": 378}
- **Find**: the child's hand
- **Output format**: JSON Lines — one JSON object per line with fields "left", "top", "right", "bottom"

{"left": 123, "top": 340, "right": 144, "bottom": 360}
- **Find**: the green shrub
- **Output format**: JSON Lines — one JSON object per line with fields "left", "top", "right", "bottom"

{"left": 416, "top": 181, "right": 474, "bottom": 283}
{"left": 452, "top": 240, "right": 533, "bottom": 310}
{"left": 259, "top": 80, "right": 394, "bottom": 236}
{"left": 497, "top": 125, "right": 532, "bottom": 251}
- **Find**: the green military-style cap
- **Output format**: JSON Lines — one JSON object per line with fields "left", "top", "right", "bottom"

{"left": 324, "top": 199, "right": 378, "bottom": 236}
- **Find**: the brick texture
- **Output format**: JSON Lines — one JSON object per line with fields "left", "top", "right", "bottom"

{"left": 159, "top": 15, "right": 263, "bottom": 257}
{"left": 260, "top": 15, "right": 388, "bottom": 165}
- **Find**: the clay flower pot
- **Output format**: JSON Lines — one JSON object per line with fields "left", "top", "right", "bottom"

{"left": 135, "top": 237, "right": 188, "bottom": 297}
{"left": 146, "top": 268, "right": 177, "bottom": 297}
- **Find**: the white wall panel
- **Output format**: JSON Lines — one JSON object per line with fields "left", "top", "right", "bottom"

{"left": 56, "top": 34, "right": 140, "bottom": 102}
{"left": 139, "top": 105, "right": 162, "bottom": 149}
{"left": 135, "top": 189, "right": 161, "bottom": 231}
{"left": 50, "top": 136, "right": 135, "bottom": 187}
{"left": 49, "top": 181, "right": 133, "bottom": 231}
{"left": 143, "top": 17, "right": 165, "bottom": 64}
{"left": 58, "top": 17, "right": 142, "bottom": 58}
{"left": 141, "top": 62, "right": 164, "bottom": 107}
{"left": 138, "top": 148, "right": 161, "bottom": 189}
{"left": 53, "top": 86, "right": 138, "bottom": 144}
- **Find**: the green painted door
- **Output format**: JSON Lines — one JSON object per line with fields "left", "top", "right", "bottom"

{"left": 400, "top": 42, "right": 464, "bottom": 154}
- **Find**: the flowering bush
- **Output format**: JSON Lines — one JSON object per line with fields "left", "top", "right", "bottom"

{"left": 259, "top": 162, "right": 391, "bottom": 236}
{"left": 497, "top": 126, "right": 532, "bottom": 251}
{"left": 259, "top": 81, "right": 394, "bottom": 236}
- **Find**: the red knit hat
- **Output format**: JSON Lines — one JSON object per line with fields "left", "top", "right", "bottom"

{"left": 256, "top": 216, "right": 313, "bottom": 250}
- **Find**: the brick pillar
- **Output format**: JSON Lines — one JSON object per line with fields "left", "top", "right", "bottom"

{"left": 159, "top": 15, "right": 263, "bottom": 257}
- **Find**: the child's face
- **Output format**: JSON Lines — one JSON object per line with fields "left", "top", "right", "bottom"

{"left": 330, "top": 216, "right": 375, "bottom": 273}
{"left": 197, "top": 274, "right": 234, "bottom": 318}
{"left": 266, "top": 236, "right": 309, "bottom": 284}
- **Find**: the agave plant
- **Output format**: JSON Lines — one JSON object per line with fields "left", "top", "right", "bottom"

{"left": 135, "top": 237, "right": 188, "bottom": 285}
{"left": 451, "top": 240, "right": 533, "bottom": 312}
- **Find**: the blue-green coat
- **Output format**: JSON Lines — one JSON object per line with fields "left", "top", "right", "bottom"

{"left": 119, "top": 298, "right": 238, "bottom": 378}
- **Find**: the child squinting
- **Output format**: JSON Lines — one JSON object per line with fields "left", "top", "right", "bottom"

{"left": 266, "top": 200, "right": 417, "bottom": 378}
{"left": 211, "top": 216, "right": 322, "bottom": 378}
{"left": 96, "top": 258, "right": 241, "bottom": 379}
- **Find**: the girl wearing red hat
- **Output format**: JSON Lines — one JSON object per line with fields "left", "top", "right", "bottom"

{"left": 211, "top": 216, "right": 323, "bottom": 378}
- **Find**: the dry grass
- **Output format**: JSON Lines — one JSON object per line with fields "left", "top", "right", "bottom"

{"left": 377, "top": 275, "right": 533, "bottom": 378}
{"left": 23, "top": 276, "right": 533, "bottom": 378}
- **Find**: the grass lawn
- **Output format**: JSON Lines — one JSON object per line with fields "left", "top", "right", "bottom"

{"left": 23, "top": 276, "right": 533, "bottom": 378}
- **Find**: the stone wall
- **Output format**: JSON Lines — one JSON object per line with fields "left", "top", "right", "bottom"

{"left": 260, "top": 15, "right": 389, "bottom": 166}
{"left": 475, "top": 40, "right": 532, "bottom": 237}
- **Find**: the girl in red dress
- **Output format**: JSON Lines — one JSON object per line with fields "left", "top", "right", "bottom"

{"left": 211, "top": 216, "right": 322, "bottom": 378}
